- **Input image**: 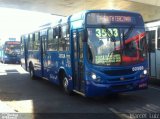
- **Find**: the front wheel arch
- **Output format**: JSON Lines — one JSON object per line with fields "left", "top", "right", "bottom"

{"left": 58, "top": 69, "right": 72, "bottom": 94}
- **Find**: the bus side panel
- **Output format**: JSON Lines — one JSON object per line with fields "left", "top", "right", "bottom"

{"left": 47, "top": 51, "right": 72, "bottom": 86}
{"left": 45, "top": 52, "right": 59, "bottom": 84}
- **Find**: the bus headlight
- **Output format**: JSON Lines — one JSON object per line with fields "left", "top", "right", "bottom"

{"left": 140, "top": 69, "right": 148, "bottom": 78}
{"left": 90, "top": 72, "right": 102, "bottom": 83}
{"left": 4, "top": 55, "right": 8, "bottom": 59}
{"left": 143, "top": 70, "right": 147, "bottom": 75}
{"left": 4, "top": 55, "right": 8, "bottom": 58}
{"left": 91, "top": 73, "right": 97, "bottom": 80}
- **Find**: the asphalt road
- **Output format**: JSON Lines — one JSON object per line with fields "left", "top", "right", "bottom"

{"left": 0, "top": 64, "right": 160, "bottom": 119}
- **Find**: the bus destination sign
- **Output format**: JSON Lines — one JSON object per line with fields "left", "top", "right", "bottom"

{"left": 87, "top": 13, "right": 136, "bottom": 25}
{"left": 5, "top": 41, "right": 20, "bottom": 45}
{"left": 98, "top": 16, "right": 132, "bottom": 23}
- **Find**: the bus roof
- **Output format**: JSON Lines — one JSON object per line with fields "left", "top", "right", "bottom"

{"left": 21, "top": 9, "right": 144, "bottom": 37}
{"left": 70, "top": 9, "right": 142, "bottom": 22}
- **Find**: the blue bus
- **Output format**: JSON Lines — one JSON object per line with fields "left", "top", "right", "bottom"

{"left": 0, "top": 41, "right": 21, "bottom": 64}
{"left": 21, "top": 10, "right": 148, "bottom": 97}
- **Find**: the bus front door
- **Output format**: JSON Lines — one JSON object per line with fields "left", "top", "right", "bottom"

{"left": 41, "top": 35, "right": 49, "bottom": 78}
{"left": 72, "top": 30, "right": 85, "bottom": 93}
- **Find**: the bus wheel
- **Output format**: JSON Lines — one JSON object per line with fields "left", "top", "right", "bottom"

{"left": 62, "top": 77, "right": 72, "bottom": 95}
{"left": 29, "top": 67, "right": 35, "bottom": 80}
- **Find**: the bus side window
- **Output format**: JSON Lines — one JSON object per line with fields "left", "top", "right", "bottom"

{"left": 65, "top": 25, "right": 70, "bottom": 51}
{"left": 54, "top": 26, "right": 61, "bottom": 38}
{"left": 48, "top": 28, "right": 54, "bottom": 51}
{"left": 58, "top": 26, "right": 61, "bottom": 38}
{"left": 59, "top": 25, "right": 70, "bottom": 51}
{"left": 32, "top": 33, "right": 35, "bottom": 50}
{"left": 34, "top": 32, "right": 40, "bottom": 51}
{"left": 29, "top": 34, "right": 34, "bottom": 51}
{"left": 53, "top": 27, "right": 59, "bottom": 51}
{"left": 54, "top": 38, "right": 58, "bottom": 51}
{"left": 26, "top": 35, "right": 29, "bottom": 50}
{"left": 59, "top": 37, "right": 66, "bottom": 51}
{"left": 157, "top": 28, "right": 160, "bottom": 49}
{"left": 53, "top": 28, "right": 56, "bottom": 38}
{"left": 21, "top": 37, "right": 24, "bottom": 55}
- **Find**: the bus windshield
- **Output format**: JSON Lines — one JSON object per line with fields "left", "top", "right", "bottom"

{"left": 87, "top": 27, "right": 147, "bottom": 66}
{"left": 4, "top": 44, "right": 20, "bottom": 56}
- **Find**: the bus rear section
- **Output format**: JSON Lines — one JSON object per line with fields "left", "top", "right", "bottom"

{"left": 21, "top": 10, "right": 148, "bottom": 97}
{"left": 1, "top": 41, "right": 21, "bottom": 64}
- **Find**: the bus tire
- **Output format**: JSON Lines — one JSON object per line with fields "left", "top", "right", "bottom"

{"left": 29, "top": 66, "right": 35, "bottom": 80}
{"left": 62, "top": 76, "right": 72, "bottom": 95}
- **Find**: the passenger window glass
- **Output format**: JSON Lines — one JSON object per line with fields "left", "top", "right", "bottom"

{"left": 59, "top": 25, "right": 70, "bottom": 51}
{"left": 21, "top": 37, "right": 24, "bottom": 55}
{"left": 48, "top": 29, "right": 55, "bottom": 51}
{"left": 29, "top": 34, "right": 33, "bottom": 50}
{"left": 33, "top": 32, "right": 40, "bottom": 51}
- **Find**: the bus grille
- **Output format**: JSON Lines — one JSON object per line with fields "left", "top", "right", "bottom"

{"left": 108, "top": 77, "right": 135, "bottom": 82}
{"left": 104, "top": 69, "right": 134, "bottom": 76}
{"left": 111, "top": 84, "right": 133, "bottom": 90}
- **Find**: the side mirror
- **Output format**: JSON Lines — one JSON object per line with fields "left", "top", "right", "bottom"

{"left": 53, "top": 28, "right": 56, "bottom": 38}
{"left": 32, "top": 33, "right": 35, "bottom": 41}
{"left": 54, "top": 26, "right": 61, "bottom": 38}
{"left": 58, "top": 26, "right": 61, "bottom": 38}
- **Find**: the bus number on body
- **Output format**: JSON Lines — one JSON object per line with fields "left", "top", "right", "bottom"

{"left": 132, "top": 66, "right": 144, "bottom": 71}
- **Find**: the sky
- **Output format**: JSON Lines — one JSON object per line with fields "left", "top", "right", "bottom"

{"left": 0, "top": 7, "right": 63, "bottom": 43}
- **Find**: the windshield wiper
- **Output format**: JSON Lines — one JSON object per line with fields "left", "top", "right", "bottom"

{"left": 124, "top": 25, "right": 134, "bottom": 40}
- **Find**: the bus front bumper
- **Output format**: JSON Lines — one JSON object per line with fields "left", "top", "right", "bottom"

{"left": 85, "top": 78, "right": 148, "bottom": 97}
{"left": 3, "top": 58, "right": 20, "bottom": 64}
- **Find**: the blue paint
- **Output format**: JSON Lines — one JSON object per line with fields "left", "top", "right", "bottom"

{"left": 21, "top": 10, "right": 148, "bottom": 97}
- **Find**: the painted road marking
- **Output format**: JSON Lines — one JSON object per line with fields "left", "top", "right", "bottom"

{"left": 109, "top": 107, "right": 130, "bottom": 119}
{"left": 149, "top": 86, "right": 160, "bottom": 92}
